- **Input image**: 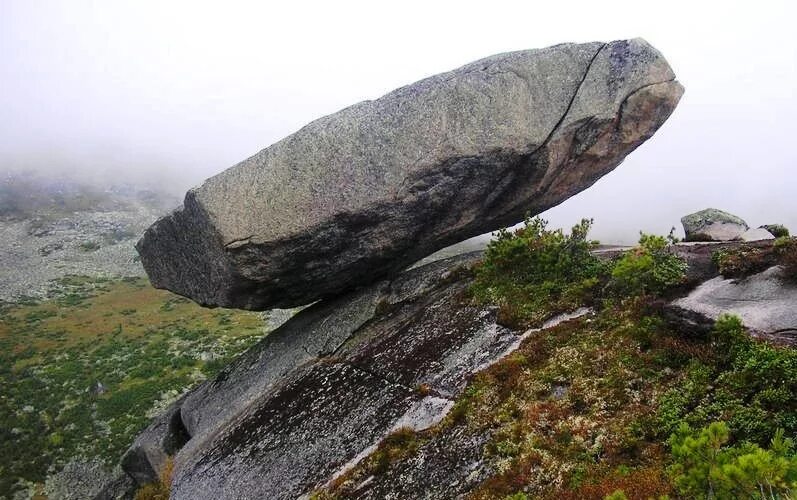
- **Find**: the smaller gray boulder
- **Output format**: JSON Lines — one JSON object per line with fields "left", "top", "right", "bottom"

{"left": 740, "top": 227, "right": 775, "bottom": 241}
{"left": 672, "top": 265, "right": 797, "bottom": 338}
{"left": 681, "top": 208, "right": 748, "bottom": 241}
{"left": 44, "top": 459, "right": 135, "bottom": 500}
{"left": 120, "top": 403, "right": 189, "bottom": 484}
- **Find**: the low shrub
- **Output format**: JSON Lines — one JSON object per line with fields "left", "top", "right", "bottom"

{"left": 774, "top": 237, "right": 797, "bottom": 281}
{"left": 368, "top": 427, "right": 420, "bottom": 475}
{"left": 656, "top": 314, "right": 797, "bottom": 445}
{"left": 607, "top": 232, "right": 686, "bottom": 297}
{"left": 471, "top": 217, "right": 604, "bottom": 327}
{"left": 763, "top": 224, "right": 790, "bottom": 238}
{"left": 668, "top": 422, "right": 797, "bottom": 499}
{"left": 712, "top": 246, "right": 777, "bottom": 279}
{"left": 562, "top": 467, "right": 671, "bottom": 500}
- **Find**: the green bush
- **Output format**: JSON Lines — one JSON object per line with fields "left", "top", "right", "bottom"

{"left": 656, "top": 314, "right": 797, "bottom": 445}
{"left": 471, "top": 217, "right": 603, "bottom": 327}
{"left": 763, "top": 224, "right": 790, "bottom": 238}
{"left": 709, "top": 314, "right": 749, "bottom": 363}
{"left": 668, "top": 421, "right": 797, "bottom": 499}
{"left": 774, "top": 237, "right": 797, "bottom": 281}
{"left": 607, "top": 232, "right": 686, "bottom": 297}
{"left": 712, "top": 246, "right": 777, "bottom": 279}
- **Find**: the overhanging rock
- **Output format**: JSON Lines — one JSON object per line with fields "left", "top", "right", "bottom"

{"left": 137, "top": 38, "right": 683, "bottom": 310}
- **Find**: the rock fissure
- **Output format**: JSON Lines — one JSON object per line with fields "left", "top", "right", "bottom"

{"left": 535, "top": 43, "right": 608, "bottom": 155}
{"left": 224, "top": 234, "right": 255, "bottom": 248}
{"left": 712, "top": 297, "right": 778, "bottom": 302}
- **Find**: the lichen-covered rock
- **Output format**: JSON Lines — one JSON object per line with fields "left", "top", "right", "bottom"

{"left": 123, "top": 252, "right": 580, "bottom": 499}
{"left": 179, "top": 281, "right": 390, "bottom": 440}
{"left": 44, "top": 459, "right": 135, "bottom": 500}
{"left": 137, "top": 38, "right": 683, "bottom": 310}
{"left": 334, "top": 426, "right": 495, "bottom": 499}
{"left": 670, "top": 239, "right": 773, "bottom": 285}
{"left": 681, "top": 208, "right": 749, "bottom": 241}
{"left": 174, "top": 361, "right": 419, "bottom": 500}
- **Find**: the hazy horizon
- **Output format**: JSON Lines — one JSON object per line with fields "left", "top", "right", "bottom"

{"left": 2, "top": 0, "right": 795, "bottom": 243}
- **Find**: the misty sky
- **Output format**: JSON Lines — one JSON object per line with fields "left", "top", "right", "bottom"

{"left": 1, "top": 0, "right": 795, "bottom": 243}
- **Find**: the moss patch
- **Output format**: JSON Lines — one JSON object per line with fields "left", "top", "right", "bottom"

{"left": 322, "top": 225, "right": 796, "bottom": 499}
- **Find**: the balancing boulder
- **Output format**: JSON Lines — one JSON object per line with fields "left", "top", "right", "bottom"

{"left": 137, "top": 38, "right": 683, "bottom": 310}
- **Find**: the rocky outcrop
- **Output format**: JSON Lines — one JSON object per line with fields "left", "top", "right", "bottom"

{"left": 671, "top": 265, "right": 797, "bottom": 345}
{"left": 669, "top": 239, "right": 773, "bottom": 285}
{"left": 121, "top": 253, "right": 591, "bottom": 499}
{"left": 681, "top": 208, "right": 748, "bottom": 241}
{"left": 122, "top": 239, "right": 796, "bottom": 497}
{"left": 43, "top": 459, "right": 134, "bottom": 500}
{"left": 0, "top": 191, "right": 173, "bottom": 303}
{"left": 137, "top": 38, "right": 683, "bottom": 310}
{"left": 121, "top": 38, "right": 687, "bottom": 498}
{"left": 121, "top": 403, "right": 189, "bottom": 485}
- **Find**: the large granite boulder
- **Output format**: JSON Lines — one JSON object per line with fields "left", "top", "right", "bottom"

{"left": 137, "top": 38, "right": 683, "bottom": 310}
{"left": 681, "top": 208, "right": 748, "bottom": 242}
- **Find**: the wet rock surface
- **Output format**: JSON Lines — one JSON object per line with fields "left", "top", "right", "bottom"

{"left": 138, "top": 38, "right": 683, "bottom": 310}
{"left": 121, "top": 402, "right": 189, "bottom": 485}
{"left": 344, "top": 426, "right": 495, "bottom": 500}
{"left": 671, "top": 265, "right": 797, "bottom": 344}
{"left": 175, "top": 361, "right": 418, "bottom": 500}
{"left": 123, "top": 252, "right": 532, "bottom": 498}
{"left": 335, "top": 276, "right": 517, "bottom": 397}
{"left": 176, "top": 254, "right": 474, "bottom": 443}
{"left": 176, "top": 282, "right": 388, "bottom": 440}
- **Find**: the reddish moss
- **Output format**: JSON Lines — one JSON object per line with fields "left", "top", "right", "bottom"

{"left": 559, "top": 466, "right": 672, "bottom": 500}
{"left": 712, "top": 245, "right": 777, "bottom": 279}
{"left": 134, "top": 457, "right": 173, "bottom": 500}
{"left": 470, "top": 452, "right": 545, "bottom": 499}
